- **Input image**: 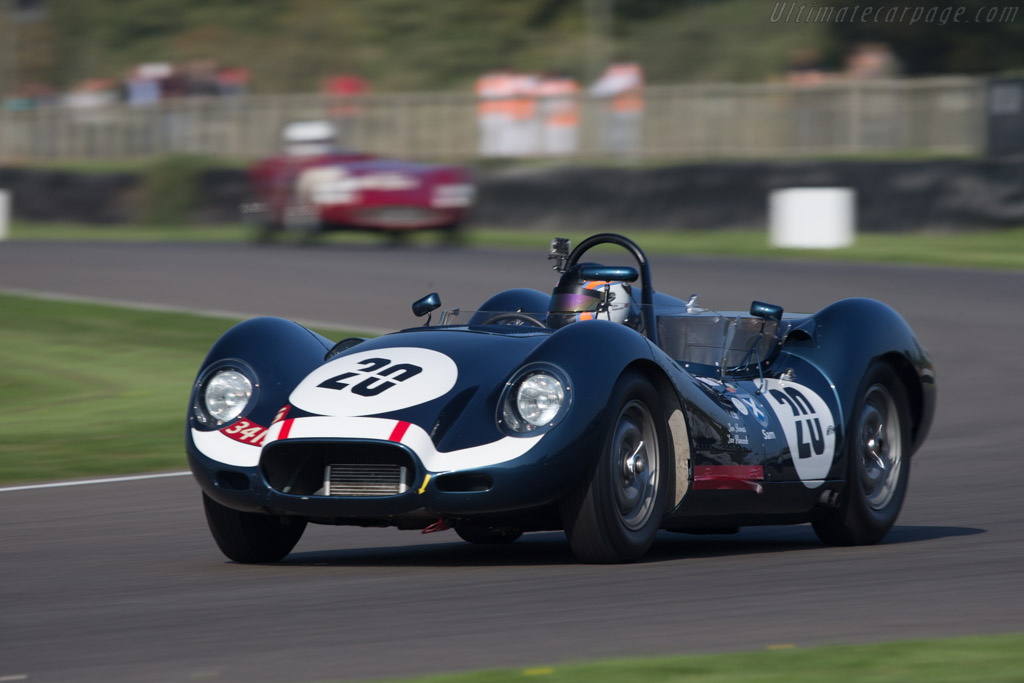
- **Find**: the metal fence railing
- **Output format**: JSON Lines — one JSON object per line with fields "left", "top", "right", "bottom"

{"left": 0, "top": 76, "right": 987, "bottom": 163}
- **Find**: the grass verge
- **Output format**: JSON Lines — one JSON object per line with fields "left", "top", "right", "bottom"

{"left": 10, "top": 221, "right": 1024, "bottom": 271}
{"left": 0, "top": 293, "right": 355, "bottom": 484}
{"left": 376, "top": 633, "right": 1024, "bottom": 683}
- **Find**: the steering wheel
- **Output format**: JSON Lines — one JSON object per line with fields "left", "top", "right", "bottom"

{"left": 480, "top": 312, "right": 546, "bottom": 327}
{"left": 564, "top": 233, "right": 658, "bottom": 346}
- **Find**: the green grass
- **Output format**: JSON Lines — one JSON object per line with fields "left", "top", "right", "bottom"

{"left": 8, "top": 222, "right": 253, "bottom": 243}
{"left": 0, "top": 293, "right": 356, "bottom": 484}
{"left": 375, "top": 633, "right": 1024, "bottom": 683}
{"left": 10, "top": 221, "right": 1024, "bottom": 270}
{"left": 12, "top": 158, "right": 250, "bottom": 174}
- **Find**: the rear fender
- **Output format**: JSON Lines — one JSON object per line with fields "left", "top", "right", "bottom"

{"left": 780, "top": 298, "right": 935, "bottom": 455}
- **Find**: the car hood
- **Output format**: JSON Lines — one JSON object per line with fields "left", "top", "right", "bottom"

{"left": 283, "top": 327, "right": 553, "bottom": 453}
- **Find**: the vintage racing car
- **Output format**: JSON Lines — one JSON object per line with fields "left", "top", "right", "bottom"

{"left": 186, "top": 233, "right": 935, "bottom": 563}
{"left": 247, "top": 120, "right": 474, "bottom": 240}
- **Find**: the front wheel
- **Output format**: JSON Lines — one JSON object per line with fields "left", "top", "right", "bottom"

{"left": 202, "top": 493, "right": 307, "bottom": 563}
{"left": 561, "top": 371, "right": 668, "bottom": 563}
{"left": 812, "top": 363, "right": 912, "bottom": 546}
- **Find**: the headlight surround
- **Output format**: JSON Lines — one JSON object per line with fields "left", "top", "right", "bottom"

{"left": 499, "top": 364, "right": 571, "bottom": 436}
{"left": 192, "top": 362, "right": 258, "bottom": 430}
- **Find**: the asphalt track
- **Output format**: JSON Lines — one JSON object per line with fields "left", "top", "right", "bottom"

{"left": 1, "top": 239, "right": 1023, "bottom": 682}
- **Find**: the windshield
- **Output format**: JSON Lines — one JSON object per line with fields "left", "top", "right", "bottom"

{"left": 656, "top": 308, "right": 785, "bottom": 374}
{"left": 415, "top": 308, "right": 552, "bottom": 329}
{"left": 411, "top": 305, "right": 787, "bottom": 374}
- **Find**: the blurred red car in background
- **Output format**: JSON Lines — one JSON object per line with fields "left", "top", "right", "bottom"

{"left": 248, "top": 121, "right": 475, "bottom": 241}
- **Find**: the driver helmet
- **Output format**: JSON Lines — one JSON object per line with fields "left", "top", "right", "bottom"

{"left": 548, "top": 264, "right": 641, "bottom": 330}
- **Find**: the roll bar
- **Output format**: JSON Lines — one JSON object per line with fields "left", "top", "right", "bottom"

{"left": 564, "top": 233, "right": 658, "bottom": 347}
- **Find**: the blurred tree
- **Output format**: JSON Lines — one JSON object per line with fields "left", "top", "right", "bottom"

{"left": 825, "top": 0, "right": 1024, "bottom": 76}
{"left": 28, "top": 0, "right": 1022, "bottom": 95}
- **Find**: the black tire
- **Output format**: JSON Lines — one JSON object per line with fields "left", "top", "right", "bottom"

{"left": 560, "top": 371, "right": 669, "bottom": 563}
{"left": 455, "top": 523, "right": 523, "bottom": 545}
{"left": 202, "top": 493, "right": 307, "bottom": 563}
{"left": 812, "top": 362, "right": 912, "bottom": 546}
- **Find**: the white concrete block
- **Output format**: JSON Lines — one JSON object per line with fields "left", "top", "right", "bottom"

{"left": 769, "top": 187, "right": 855, "bottom": 249}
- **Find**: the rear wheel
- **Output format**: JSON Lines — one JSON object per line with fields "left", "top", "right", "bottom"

{"left": 812, "top": 363, "right": 911, "bottom": 546}
{"left": 561, "top": 371, "right": 668, "bottom": 563}
{"left": 202, "top": 493, "right": 307, "bottom": 563}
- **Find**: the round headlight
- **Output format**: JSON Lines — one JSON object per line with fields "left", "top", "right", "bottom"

{"left": 515, "top": 372, "right": 565, "bottom": 427}
{"left": 203, "top": 370, "right": 253, "bottom": 423}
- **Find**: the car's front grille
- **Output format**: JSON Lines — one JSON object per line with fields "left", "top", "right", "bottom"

{"left": 261, "top": 440, "right": 415, "bottom": 497}
{"left": 325, "top": 463, "right": 409, "bottom": 497}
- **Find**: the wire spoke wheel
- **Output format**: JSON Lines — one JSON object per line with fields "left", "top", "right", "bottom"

{"left": 858, "top": 384, "right": 903, "bottom": 511}
{"left": 812, "top": 363, "right": 911, "bottom": 546}
{"left": 611, "top": 401, "right": 660, "bottom": 531}
{"left": 561, "top": 371, "right": 668, "bottom": 563}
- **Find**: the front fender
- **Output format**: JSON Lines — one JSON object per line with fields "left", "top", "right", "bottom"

{"left": 533, "top": 319, "right": 657, "bottom": 408}
{"left": 190, "top": 317, "right": 334, "bottom": 428}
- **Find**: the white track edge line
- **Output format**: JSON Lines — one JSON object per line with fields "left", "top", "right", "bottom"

{"left": 0, "top": 287, "right": 389, "bottom": 336}
{"left": 0, "top": 471, "right": 192, "bottom": 493}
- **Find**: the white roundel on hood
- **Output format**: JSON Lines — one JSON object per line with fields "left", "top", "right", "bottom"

{"left": 290, "top": 347, "right": 458, "bottom": 417}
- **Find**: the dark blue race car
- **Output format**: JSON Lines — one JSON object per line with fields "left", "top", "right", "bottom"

{"left": 186, "top": 233, "right": 935, "bottom": 564}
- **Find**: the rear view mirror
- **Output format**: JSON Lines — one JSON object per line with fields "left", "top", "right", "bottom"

{"left": 750, "top": 300, "right": 783, "bottom": 322}
{"left": 578, "top": 265, "right": 639, "bottom": 282}
{"left": 412, "top": 292, "right": 441, "bottom": 318}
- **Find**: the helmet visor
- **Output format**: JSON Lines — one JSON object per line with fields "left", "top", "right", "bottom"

{"left": 549, "top": 290, "right": 602, "bottom": 314}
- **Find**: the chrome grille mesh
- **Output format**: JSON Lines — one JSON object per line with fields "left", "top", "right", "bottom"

{"left": 325, "top": 464, "right": 408, "bottom": 497}
{"left": 261, "top": 440, "right": 415, "bottom": 497}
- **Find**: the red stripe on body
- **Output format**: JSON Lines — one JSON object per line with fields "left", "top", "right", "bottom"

{"left": 389, "top": 421, "right": 411, "bottom": 443}
{"left": 693, "top": 465, "right": 764, "bottom": 493}
{"left": 271, "top": 404, "right": 291, "bottom": 425}
{"left": 218, "top": 418, "right": 269, "bottom": 446}
{"left": 278, "top": 418, "right": 294, "bottom": 440}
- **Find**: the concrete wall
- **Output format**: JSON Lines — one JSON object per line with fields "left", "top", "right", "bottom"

{"left": 473, "top": 160, "right": 1024, "bottom": 232}
{"left": 4, "top": 160, "right": 1024, "bottom": 230}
